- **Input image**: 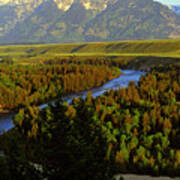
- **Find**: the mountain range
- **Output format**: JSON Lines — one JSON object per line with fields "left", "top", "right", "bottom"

{"left": 0, "top": 0, "right": 180, "bottom": 43}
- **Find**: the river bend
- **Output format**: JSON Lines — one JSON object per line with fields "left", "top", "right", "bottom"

{"left": 0, "top": 70, "right": 145, "bottom": 134}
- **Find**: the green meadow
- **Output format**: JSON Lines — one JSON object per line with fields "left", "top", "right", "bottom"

{"left": 0, "top": 39, "right": 180, "bottom": 64}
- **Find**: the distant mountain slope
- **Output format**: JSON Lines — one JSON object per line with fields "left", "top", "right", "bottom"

{"left": 84, "top": 0, "right": 180, "bottom": 41}
{"left": 2, "top": 0, "right": 63, "bottom": 42}
{"left": 0, "top": 5, "right": 17, "bottom": 37}
{"left": 0, "top": 0, "right": 180, "bottom": 43}
{"left": 0, "top": 0, "right": 44, "bottom": 38}
{"left": 45, "top": 0, "right": 97, "bottom": 42}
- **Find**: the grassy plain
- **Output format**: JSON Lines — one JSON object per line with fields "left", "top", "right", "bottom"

{"left": 0, "top": 39, "right": 180, "bottom": 65}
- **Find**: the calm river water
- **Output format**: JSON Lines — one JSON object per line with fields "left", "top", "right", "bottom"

{"left": 0, "top": 70, "right": 145, "bottom": 134}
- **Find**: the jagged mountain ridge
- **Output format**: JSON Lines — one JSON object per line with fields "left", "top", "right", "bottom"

{"left": 0, "top": 0, "right": 115, "bottom": 11}
{"left": 84, "top": 0, "right": 180, "bottom": 41}
{"left": 0, "top": 0, "right": 180, "bottom": 43}
{"left": 0, "top": 0, "right": 114, "bottom": 38}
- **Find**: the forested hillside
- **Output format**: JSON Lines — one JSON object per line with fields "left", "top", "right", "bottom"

{"left": 0, "top": 63, "right": 179, "bottom": 179}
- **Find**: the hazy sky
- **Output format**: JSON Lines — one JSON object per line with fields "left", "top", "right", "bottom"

{"left": 155, "top": 0, "right": 180, "bottom": 5}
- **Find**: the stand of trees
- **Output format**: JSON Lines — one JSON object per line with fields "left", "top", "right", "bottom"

{"left": 0, "top": 64, "right": 121, "bottom": 111}
{"left": 0, "top": 64, "right": 179, "bottom": 179}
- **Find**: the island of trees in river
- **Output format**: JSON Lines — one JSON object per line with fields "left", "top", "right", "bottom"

{"left": 0, "top": 58, "right": 179, "bottom": 180}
